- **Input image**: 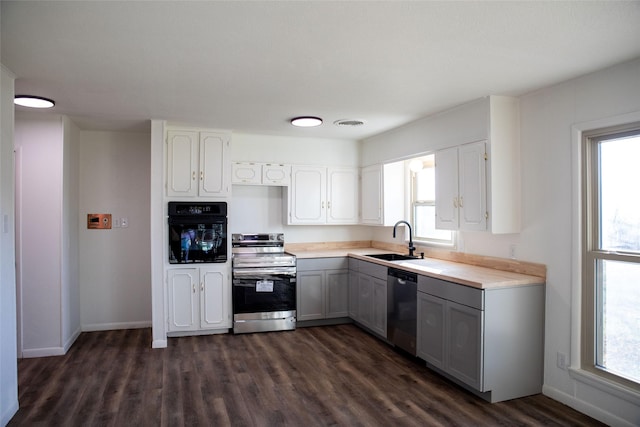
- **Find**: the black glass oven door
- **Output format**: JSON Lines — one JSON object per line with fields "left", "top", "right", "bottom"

{"left": 168, "top": 218, "right": 227, "bottom": 264}
{"left": 232, "top": 272, "right": 296, "bottom": 314}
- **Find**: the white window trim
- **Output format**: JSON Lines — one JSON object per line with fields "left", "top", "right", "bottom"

{"left": 406, "top": 155, "right": 456, "bottom": 248}
{"left": 570, "top": 110, "right": 640, "bottom": 401}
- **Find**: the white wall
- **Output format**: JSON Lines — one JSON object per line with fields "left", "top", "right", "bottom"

{"left": 14, "top": 114, "right": 68, "bottom": 357}
{"left": 520, "top": 59, "right": 640, "bottom": 426}
{"left": 79, "top": 130, "right": 151, "bottom": 331}
{"left": 0, "top": 64, "right": 19, "bottom": 427}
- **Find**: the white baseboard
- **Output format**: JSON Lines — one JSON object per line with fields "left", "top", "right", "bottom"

{"left": 21, "top": 346, "right": 65, "bottom": 358}
{"left": 63, "top": 326, "right": 81, "bottom": 353}
{"left": 81, "top": 320, "right": 151, "bottom": 332}
{"left": 543, "top": 384, "right": 637, "bottom": 427}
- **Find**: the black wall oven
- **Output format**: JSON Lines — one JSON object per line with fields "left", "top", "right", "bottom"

{"left": 168, "top": 202, "right": 227, "bottom": 264}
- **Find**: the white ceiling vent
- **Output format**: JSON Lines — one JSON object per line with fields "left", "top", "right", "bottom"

{"left": 334, "top": 119, "right": 365, "bottom": 127}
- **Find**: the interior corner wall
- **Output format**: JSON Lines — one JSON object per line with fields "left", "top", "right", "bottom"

{"left": 14, "top": 113, "right": 65, "bottom": 357}
{"left": 78, "top": 130, "right": 151, "bottom": 331}
{"left": 0, "top": 64, "right": 19, "bottom": 426}
{"left": 61, "top": 116, "right": 81, "bottom": 350}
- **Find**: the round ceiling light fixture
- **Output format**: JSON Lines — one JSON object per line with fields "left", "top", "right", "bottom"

{"left": 14, "top": 95, "right": 55, "bottom": 109}
{"left": 290, "top": 116, "right": 323, "bottom": 127}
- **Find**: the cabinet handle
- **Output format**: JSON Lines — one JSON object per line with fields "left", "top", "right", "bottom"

{"left": 322, "top": 201, "right": 325, "bottom": 209}
{"left": 453, "top": 197, "right": 458, "bottom": 208}
{"left": 200, "top": 171, "right": 204, "bottom": 181}
{"left": 327, "top": 201, "right": 331, "bottom": 209}
{"left": 192, "top": 171, "right": 196, "bottom": 181}
{"left": 192, "top": 284, "right": 196, "bottom": 293}
{"left": 201, "top": 282, "right": 204, "bottom": 292}
{"left": 459, "top": 196, "right": 464, "bottom": 208}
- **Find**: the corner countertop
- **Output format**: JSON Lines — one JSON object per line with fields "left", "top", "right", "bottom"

{"left": 288, "top": 247, "right": 545, "bottom": 290}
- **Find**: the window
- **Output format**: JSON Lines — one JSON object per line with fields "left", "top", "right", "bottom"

{"left": 582, "top": 123, "right": 640, "bottom": 390}
{"left": 407, "top": 154, "right": 454, "bottom": 246}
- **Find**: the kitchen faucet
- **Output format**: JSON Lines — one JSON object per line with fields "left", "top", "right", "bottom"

{"left": 393, "top": 220, "right": 416, "bottom": 257}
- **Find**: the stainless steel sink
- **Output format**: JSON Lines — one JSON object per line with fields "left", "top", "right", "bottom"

{"left": 365, "top": 253, "right": 418, "bottom": 261}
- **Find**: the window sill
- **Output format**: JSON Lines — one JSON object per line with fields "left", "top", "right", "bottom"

{"left": 569, "top": 367, "right": 640, "bottom": 406}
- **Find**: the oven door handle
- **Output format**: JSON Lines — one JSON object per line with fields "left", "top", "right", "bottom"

{"left": 232, "top": 268, "right": 297, "bottom": 277}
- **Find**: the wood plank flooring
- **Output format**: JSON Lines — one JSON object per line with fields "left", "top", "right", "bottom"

{"left": 9, "top": 324, "right": 604, "bottom": 426}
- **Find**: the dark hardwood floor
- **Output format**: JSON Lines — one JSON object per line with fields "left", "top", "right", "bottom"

{"left": 9, "top": 324, "right": 604, "bottom": 426}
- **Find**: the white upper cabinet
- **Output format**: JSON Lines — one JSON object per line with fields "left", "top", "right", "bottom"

{"left": 167, "top": 130, "right": 230, "bottom": 197}
{"left": 231, "top": 162, "right": 261, "bottom": 185}
{"left": 360, "top": 161, "right": 405, "bottom": 226}
{"left": 435, "top": 141, "right": 487, "bottom": 231}
{"left": 287, "top": 165, "right": 358, "bottom": 225}
{"left": 232, "top": 162, "right": 291, "bottom": 186}
{"left": 435, "top": 96, "right": 520, "bottom": 234}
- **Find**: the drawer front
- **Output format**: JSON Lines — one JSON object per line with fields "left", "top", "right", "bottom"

{"left": 297, "top": 257, "right": 349, "bottom": 272}
{"left": 348, "top": 258, "right": 359, "bottom": 272}
{"left": 418, "top": 275, "right": 484, "bottom": 310}
{"left": 358, "top": 260, "right": 387, "bottom": 280}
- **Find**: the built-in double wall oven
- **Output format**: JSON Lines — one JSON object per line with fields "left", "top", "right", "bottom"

{"left": 168, "top": 201, "right": 228, "bottom": 264}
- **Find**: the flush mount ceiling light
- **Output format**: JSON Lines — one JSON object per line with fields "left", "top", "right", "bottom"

{"left": 14, "top": 95, "right": 55, "bottom": 109}
{"left": 290, "top": 116, "right": 323, "bottom": 127}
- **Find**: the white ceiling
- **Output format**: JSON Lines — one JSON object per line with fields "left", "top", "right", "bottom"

{"left": 2, "top": 1, "right": 640, "bottom": 140}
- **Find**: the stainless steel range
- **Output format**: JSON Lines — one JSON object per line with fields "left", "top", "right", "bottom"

{"left": 231, "top": 233, "right": 297, "bottom": 334}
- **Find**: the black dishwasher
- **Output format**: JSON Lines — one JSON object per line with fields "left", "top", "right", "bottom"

{"left": 387, "top": 267, "right": 418, "bottom": 356}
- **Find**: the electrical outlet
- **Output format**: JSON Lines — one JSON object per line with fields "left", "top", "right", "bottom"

{"left": 557, "top": 352, "right": 568, "bottom": 370}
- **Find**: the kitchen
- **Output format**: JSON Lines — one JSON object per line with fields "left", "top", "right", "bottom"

{"left": 2, "top": 2, "right": 640, "bottom": 426}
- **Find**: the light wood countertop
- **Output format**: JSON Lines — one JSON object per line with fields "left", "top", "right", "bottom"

{"left": 286, "top": 243, "right": 545, "bottom": 290}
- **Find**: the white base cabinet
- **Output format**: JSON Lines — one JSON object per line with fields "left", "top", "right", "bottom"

{"left": 348, "top": 259, "right": 387, "bottom": 338}
{"left": 417, "top": 274, "right": 544, "bottom": 402}
{"left": 297, "top": 258, "right": 349, "bottom": 321}
{"left": 167, "top": 267, "right": 231, "bottom": 332}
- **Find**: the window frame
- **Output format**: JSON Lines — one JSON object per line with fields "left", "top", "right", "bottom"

{"left": 581, "top": 122, "right": 640, "bottom": 392}
{"left": 407, "top": 154, "right": 456, "bottom": 248}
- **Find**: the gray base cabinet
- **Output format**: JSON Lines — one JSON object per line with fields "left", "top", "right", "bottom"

{"left": 297, "top": 258, "right": 349, "bottom": 321}
{"left": 349, "top": 259, "right": 387, "bottom": 338}
{"left": 417, "top": 275, "right": 544, "bottom": 403}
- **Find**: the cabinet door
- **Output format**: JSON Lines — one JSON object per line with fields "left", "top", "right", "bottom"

{"left": 458, "top": 141, "right": 487, "bottom": 231}
{"left": 289, "top": 166, "right": 326, "bottom": 224}
{"left": 417, "top": 292, "right": 445, "bottom": 369}
{"left": 167, "top": 131, "right": 198, "bottom": 197}
{"left": 167, "top": 269, "right": 198, "bottom": 331}
{"left": 357, "top": 273, "right": 374, "bottom": 328}
{"left": 446, "top": 300, "right": 484, "bottom": 390}
{"left": 361, "top": 164, "right": 382, "bottom": 225}
{"left": 232, "top": 162, "right": 262, "bottom": 185}
{"left": 199, "top": 132, "right": 229, "bottom": 196}
{"left": 435, "top": 146, "right": 459, "bottom": 230}
{"left": 297, "top": 270, "right": 325, "bottom": 321}
{"left": 372, "top": 277, "right": 387, "bottom": 338}
{"left": 262, "top": 164, "right": 291, "bottom": 186}
{"left": 326, "top": 269, "right": 349, "bottom": 318}
{"left": 327, "top": 168, "right": 359, "bottom": 224}
{"left": 200, "top": 268, "right": 229, "bottom": 329}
